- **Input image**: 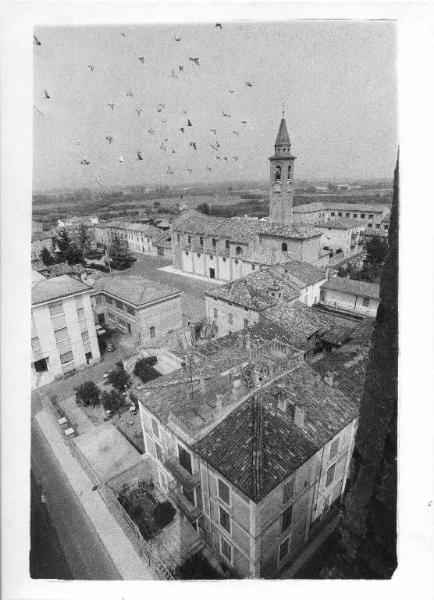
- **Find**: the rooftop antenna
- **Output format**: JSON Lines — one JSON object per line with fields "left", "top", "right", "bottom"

{"left": 282, "top": 102, "right": 286, "bottom": 118}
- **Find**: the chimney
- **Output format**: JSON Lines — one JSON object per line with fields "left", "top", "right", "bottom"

{"left": 294, "top": 405, "right": 305, "bottom": 428}
{"left": 277, "top": 391, "right": 288, "bottom": 413}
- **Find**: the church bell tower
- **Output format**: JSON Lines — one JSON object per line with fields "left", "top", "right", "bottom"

{"left": 268, "top": 115, "right": 296, "bottom": 224}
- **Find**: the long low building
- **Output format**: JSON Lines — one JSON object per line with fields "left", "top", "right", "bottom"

{"left": 293, "top": 201, "right": 390, "bottom": 228}
{"left": 320, "top": 277, "right": 380, "bottom": 317}
{"left": 91, "top": 275, "right": 183, "bottom": 344}
{"left": 94, "top": 221, "right": 172, "bottom": 258}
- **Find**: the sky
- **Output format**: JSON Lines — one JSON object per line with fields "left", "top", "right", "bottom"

{"left": 33, "top": 21, "right": 397, "bottom": 191}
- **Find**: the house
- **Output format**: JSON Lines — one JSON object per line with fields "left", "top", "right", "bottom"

{"left": 32, "top": 220, "right": 44, "bottom": 233}
{"left": 205, "top": 260, "right": 328, "bottom": 338}
{"left": 135, "top": 331, "right": 359, "bottom": 578}
{"left": 313, "top": 219, "right": 365, "bottom": 258}
{"left": 320, "top": 277, "right": 380, "bottom": 317}
{"left": 31, "top": 230, "right": 55, "bottom": 260}
{"left": 91, "top": 275, "right": 183, "bottom": 344}
{"left": 94, "top": 221, "right": 162, "bottom": 256}
{"left": 57, "top": 215, "right": 99, "bottom": 227}
{"left": 293, "top": 202, "right": 390, "bottom": 227}
{"left": 31, "top": 274, "right": 101, "bottom": 389}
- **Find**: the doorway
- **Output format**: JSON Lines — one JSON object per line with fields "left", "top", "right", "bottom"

{"left": 98, "top": 313, "right": 105, "bottom": 326}
{"left": 209, "top": 268, "right": 215, "bottom": 279}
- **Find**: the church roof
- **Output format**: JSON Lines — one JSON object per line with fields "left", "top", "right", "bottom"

{"left": 275, "top": 118, "right": 290, "bottom": 146}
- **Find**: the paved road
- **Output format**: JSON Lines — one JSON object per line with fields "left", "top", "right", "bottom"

{"left": 31, "top": 420, "right": 120, "bottom": 580}
{"left": 113, "top": 253, "right": 218, "bottom": 320}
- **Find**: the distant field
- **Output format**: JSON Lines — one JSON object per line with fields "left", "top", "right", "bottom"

{"left": 110, "top": 194, "right": 258, "bottom": 209}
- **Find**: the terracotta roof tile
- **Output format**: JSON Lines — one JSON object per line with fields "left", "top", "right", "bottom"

{"left": 321, "top": 277, "right": 380, "bottom": 299}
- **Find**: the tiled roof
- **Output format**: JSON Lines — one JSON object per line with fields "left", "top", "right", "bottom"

{"left": 294, "top": 202, "right": 389, "bottom": 214}
{"left": 96, "top": 221, "right": 160, "bottom": 235}
{"left": 243, "top": 246, "right": 292, "bottom": 265}
{"left": 193, "top": 363, "right": 358, "bottom": 502}
{"left": 314, "top": 218, "right": 362, "bottom": 230}
{"left": 293, "top": 202, "right": 326, "bottom": 213}
{"left": 92, "top": 275, "right": 181, "bottom": 306}
{"left": 321, "top": 277, "right": 380, "bottom": 299}
{"left": 172, "top": 210, "right": 322, "bottom": 242}
{"left": 32, "top": 231, "right": 53, "bottom": 242}
{"left": 45, "top": 262, "right": 86, "bottom": 278}
{"left": 32, "top": 275, "right": 90, "bottom": 305}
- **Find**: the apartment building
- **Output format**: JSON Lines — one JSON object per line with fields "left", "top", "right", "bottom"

{"left": 135, "top": 330, "right": 358, "bottom": 577}
{"left": 320, "top": 277, "right": 380, "bottom": 317}
{"left": 91, "top": 275, "right": 183, "bottom": 344}
{"left": 31, "top": 274, "right": 100, "bottom": 389}
{"left": 94, "top": 221, "right": 171, "bottom": 257}
{"left": 313, "top": 219, "right": 365, "bottom": 258}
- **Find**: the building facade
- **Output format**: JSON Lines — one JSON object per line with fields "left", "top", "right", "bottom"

{"left": 31, "top": 274, "right": 100, "bottom": 389}
{"left": 135, "top": 334, "right": 358, "bottom": 578}
{"left": 293, "top": 202, "right": 390, "bottom": 229}
{"left": 91, "top": 275, "right": 183, "bottom": 344}
{"left": 94, "top": 221, "right": 172, "bottom": 258}
{"left": 320, "top": 277, "right": 380, "bottom": 317}
{"left": 31, "top": 231, "right": 54, "bottom": 260}
{"left": 314, "top": 219, "right": 365, "bottom": 258}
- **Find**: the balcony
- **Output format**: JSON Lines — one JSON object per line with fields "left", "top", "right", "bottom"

{"left": 168, "top": 482, "right": 202, "bottom": 522}
{"left": 163, "top": 453, "right": 200, "bottom": 492}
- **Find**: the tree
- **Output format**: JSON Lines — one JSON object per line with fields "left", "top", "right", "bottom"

{"left": 78, "top": 223, "right": 91, "bottom": 255}
{"left": 66, "top": 242, "right": 84, "bottom": 265}
{"left": 366, "top": 236, "right": 388, "bottom": 265}
{"left": 75, "top": 381, "right": 101, "bottom": 407}
{"left": 101, "top": 389, "right": 124, "bottom": 413}
{"left": 153, "top": 201, "right": 161, "bottom": 208}
{"left": 108, "top": 234, "right": 134, "bottom": 270}
{"left": 40, "top": 246, "right": 55, "bottom": 266}
{"left": 197, "top": 202, "right": 210, "bottom": 215}
{"left": 107, "top": 365, "right": 131, "bottom": 392}
{"left": 56, "top": 229, "right": 72, "bottom": 261}
{"left": 133, "top": 357, "right": 160, "bottom": 384}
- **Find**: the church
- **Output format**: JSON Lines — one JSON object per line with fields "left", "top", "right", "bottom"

{"left": 171, "top": 118, "right": 329, "bottom": 282}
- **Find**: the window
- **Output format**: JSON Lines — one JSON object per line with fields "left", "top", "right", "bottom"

{"left": 77, "top": 307, "right": 85, "bottom": 320}
{"left": 235, "top": 246, "right": 242, "bottom": 256}
{"left": 218, "top": 479, "right": 230, "bottom": 505}
{"left": 49, "top": 302, "right": 63, "bottom": 317}
{"left": 178, "top": 444, "right": 192, "bottom": 474}
{"left": 282, "top": 505, "right": 293, "bottom": 532}
{"left": 279, "top": 537, "right": 290, "bottom": 562}
{"left": 212, "top": 238, "right": 217, "bottom": 248}
{"left": 281, "top": 242, "right": 288, "bottom": 252}
{"left": 214, "top": 308, "right": 218, "bottom": 319}
{"left": 330, "top": 212, "right": 335, "bottom": 217}
{"left": 31, "top": 337, "right": 41, "bottom": 352}
{"left": 353, "top": 213, "right": 357, "bottom": 218}
{"left": 187, "top": 235, "right": 191, "bottom": 244}
{"left": 252, "top": 264, "right": 255, "bottom": 270}
{"left": 199, "top": 237, "right": 203, "bottom": 246}
{"left": 329, "top": 438, "right": 340, "bottom": 461}
{"left": 362, "top": 297, "right": 370, "bottom": 307}
{"left": 155, "top": 442, "right": 163, "bottom": 462}
{"left": 283, "top": 478, "right": 294, "bottom": 504}
{"left": 115, "top": 300, "right": 123, "bottom": 310}
{"left": 126, "top": 306, "right": 135, "bottom": 315}
{"left": 326, "top": 463, "right": 335, "bottom": 487}
{"left": 54, "top": 327, "right": 69, "bottom": 343}
{"left": 368, "top": 214, "right": 374, "bottom": 219}
{"left": 219, "top": 506, "right": 231, "bottom": 533}
{"left": 108, "top": 312, "right": 115, "bottom": 321}
{"left": 177, "top": 234, "right": 180, "bottom": 242}
{"left": 228, "top": 313, "right": 233, "bottom": 325}
{"left": 60, "top": 351, "right": 73, "bottom": 365}
{"left": 33, "top": 357, "right": 48, "bottom": 372}
{"left": 152, "top": 418, "right": 160, "bottom": 438}
{"left": 338, "top": 212, "right": 342, "bottom": 217}
{"left": 220, "top": 537, "right": 232, "bottom": 563}
{"left": 150, "top": 326, "right": 156, "bottom": 339}
{"left": 375, "top": 224, "right": 380, "bottom": 229}
{"left": 225, "top": 240, "right": 230, "bottom": 250}
{"left": 361, "top": 213, "right": 366, "bottom": 219}
{"left": 81, "top": 331, "right": 89, "bottom": 343}
{"left": 95, "top": 295, "right": 103, "bottom": 305}
{"left": 384, "top": 224, "right": 389, "bottom": 231}
{"left": 243, "top": 319, "right": 248, "bottom": 329}
{"left": 346, "top": 212, "right": 350, "bottom": 217}
{"left": 107, "top": 296, "right": 113, "bottom": 305}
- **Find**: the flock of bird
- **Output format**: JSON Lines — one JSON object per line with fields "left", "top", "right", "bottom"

{"left": 34, "top": 24, "right": 256, "bottom": 185}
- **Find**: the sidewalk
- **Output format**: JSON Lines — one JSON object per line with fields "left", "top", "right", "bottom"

{"left": 35, "top": 410, "right": 157, "bottom": 580}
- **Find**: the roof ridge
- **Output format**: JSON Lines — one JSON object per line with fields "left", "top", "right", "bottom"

{"left": 251, "top": 394, "right": 263, "bottom": 500}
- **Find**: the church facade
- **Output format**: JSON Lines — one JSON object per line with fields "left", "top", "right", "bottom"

{"left": 171, "top": 119, "right": 329, "bottom": 282}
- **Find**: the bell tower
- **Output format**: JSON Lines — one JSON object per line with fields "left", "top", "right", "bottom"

{"left": 268, "top": 113, "right": 296, "bottom": 224}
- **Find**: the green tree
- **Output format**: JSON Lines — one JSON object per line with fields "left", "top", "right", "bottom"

{"left": 66, "top": 243, "right": 84, "bottom": 265}
{"left": 78, "top": 223, "right": 91, "bottom": 255}
{"left": 101, "top": 389, "right": 124, "bottom": 413}
{"left": 197, "top": 202, "right": 210, "bottom": 215}
{"left": 40, "top": 246, "right": 55, "bottom": 266}
{"left": 56, "top": 229, "right": 72, "bottom": 261}
{"left": 108, "top": 234, "right": 134, "bottom": 269}
{"left": 133, "top": 357, "right": 160, "bottom": 384}
{"left": 366, "top": 237, "right": 388, "bottom": 265}
{"left": 75, "top": 381, "right": 101, "bottom": 407}
{"left": 107, "top": 365, "right": 131, "bottom": 392}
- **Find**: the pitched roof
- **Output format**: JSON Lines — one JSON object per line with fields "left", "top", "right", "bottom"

{"left": 314, "top": 218, "right": 363, "bottom": 230}
{"left": 96, "top": 221, "right": 160, "bottom": 235}
{"left": 172, "top": 210, "right": 322, "bottom": 242}
{"left": 275, "top": 118, "right": 290, "bottom": 146}
{"left": 92, "top": 275, "right": 181, "bottom": 306}
{"left": 193, "top": 363, "right": 358, "bottom": 502}
{"left": 32, "top": 231, "right": 53, "bottom": 242}
{"left": 294, "top": 202, "right": 389, "bottom": 214}
{"left": 243, "top": 246, "right": 292, "bottom": 266}
{"left": 293, "top": 202, "right": 327, "bottom": 213}
{"left": 32, "top": 275, "right": 90, "bottom": 305}
{"left": 321, "top": 277, "right": 380, "bottom": 299}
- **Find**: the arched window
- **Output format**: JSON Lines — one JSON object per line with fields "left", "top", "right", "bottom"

{"left": 274, "top": 165, "right": 281, "bottom": 181}
{"left": 212, "top": 238, "right": 217, "bottom": 248}
{"left": 199, "top": 237, "right": 203, "bottom": 246}
{"left": 225, "top": 240, "right": 230, "bottom": 250}
{"left": 235, "top": 246, "right": 242, "bottom": 256}
{"left": 187, "top": 235, "right": 191, "bottom": 244}
{"left": 281, "top": 242, "right": 288, "bottom": 252}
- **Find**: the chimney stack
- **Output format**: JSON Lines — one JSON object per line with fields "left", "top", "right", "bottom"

{"left": 294, "top": 405, "right": 305, "bottom": 428}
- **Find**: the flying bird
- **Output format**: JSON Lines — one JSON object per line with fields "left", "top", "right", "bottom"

{"left": 126, "top": 90, "right": 134, "bottom": 97}
{"left": 179, "top": 128, "right": 185, "bottom": 133}
{"left": 178, "top": 65, "right": 184, "bottom": 72}
{"left": 232, "top": 130, "right": 239, "bottom": 136}
{"left": 135, "top": 107, "right": 142, "bottom": 116}
{"left": 167, "top": 166, "right": 174, "bottom": 174}
{"left": 223, "top": 156, "right": 228, "bottom": 162}
{"left": 189, "top": 57, "right": 200, "bottom": 66}
{"left": 187, "top": 119, "right": 192, "bottom": 127}
{"left": 206, "top": 166, "right": 212, "bottom": 171}
{"left": 148, "top": 129, "right": 155, "bottom": 135}
{"left": 105, "top": 136, "right": 113, "bottom": 144}
{"left": 119, "top": 156, "right": 125, "bottom": 163}
{"left": 171, "top": 70, "right": 178, "bottom": 79}
{"left": 241, "top": 120, "right": 247, "bottom": 125}
{"left": 157, "top": 103, "right": 165, "bottom": 112}
{"left": 121, "top": 32, "right": 126, "bottom": 37}
{"left": 95, "top": 177, "right": 103, "bottom": 186}
{"left": 228, "top": 89, "right": 235, "bottom": 94}
{"left": 88, "top": 65, "right": 95, "bottom": 72}
{"left": 44, "top": 90, "right": 50, "bottom": 99}
{"left": 175, "top": 36, "right": 181, "bottom": 42}
{"left": 171, "top": 149, "right": 176, "bottom": 154}
{"left": 233, "top": 156, "right": 239, "bottom": 161}
{"left": 161, "top": 119, "right": 167, "bottom": 123}
{"left": 210, "top": 129, "right": 217, "bottom": 135}
{"left": 222, "top": 112, "right": 231, "bottom": 118}
{"left": 80, "top": 158, "right": 90, "bottom": 165}
{"left": 189, "top": 142, "right": 197, "bottom": 151}
{"left": 137, "top": 151, "right": 144, "bottom": 161}
{"left": 187, "top": 168, "right": 193, "bottom": 174}
{"left": 33, "top": 34, "right": 42, "bottom": 46}
{"left": 107, "top": 103, "right": 115, "bottom": 110}
{"left": 245, "top": 81, "right": 253, "bottom": 87}
{"left": 182, "top": 110, "right": 188, "bottom": 114}
{"left": 138, "top": 57, "right": 145, "bottom": 63}
{"left": 215, "top": 23, "right": 222, "bottom": 29}
{"left": 160, "top": 143, "right": 167, "bottom": 152}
